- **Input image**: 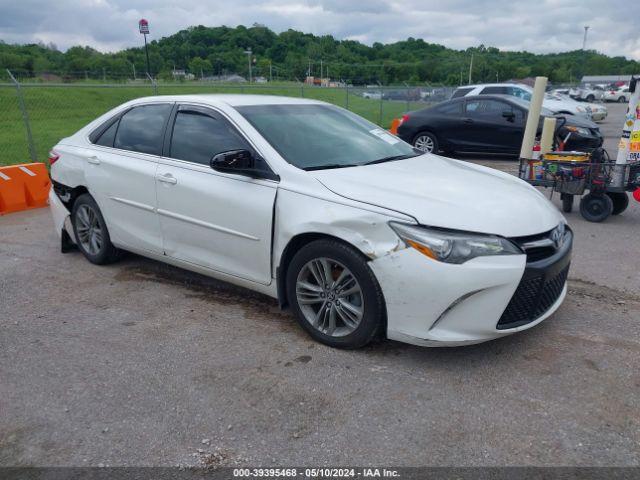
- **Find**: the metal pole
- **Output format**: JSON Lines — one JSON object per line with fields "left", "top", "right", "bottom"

{"left": 143, "top": 33, "right": 151, "bottom": 77}
{"left": 7, "top": 69, "right": 37, "bottom": 162}
{"left": 345, "top": 84, "right": 349, "bottom": 110}
{"left": 379, "top": 85, "right": 383, "bottom": 126}
{"left": 146, "top": 72, "right": 157, "bottom": 95}
{"left": 468, "top": 53, "right": 474, "bottom": 85}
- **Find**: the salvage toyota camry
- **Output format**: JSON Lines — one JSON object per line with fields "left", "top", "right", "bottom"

{"left": 49, "top": 95, "right": 572, "bottom": 348}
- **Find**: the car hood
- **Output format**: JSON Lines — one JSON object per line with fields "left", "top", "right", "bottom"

{"left": 311, "top": 155, "right": 563, "bottom": 237}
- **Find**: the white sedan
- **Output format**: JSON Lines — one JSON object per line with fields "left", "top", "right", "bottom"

{"left": 49, "top": 95, "right": 572, "bottom": 348}
{"left": 603, "top": 86, "right": 631, "bottom": 103}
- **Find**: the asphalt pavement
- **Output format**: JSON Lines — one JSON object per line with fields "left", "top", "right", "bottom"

{"left": 0, "top": 102, "right": 638, "bottom": 467}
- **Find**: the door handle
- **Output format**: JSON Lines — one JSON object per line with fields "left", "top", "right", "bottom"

{"left": 87, "top": 155, "right": 101, "bottom": 165}
{"left": 462, "top": 118, "right": 474, "bottom": 124}
{"left": 157, "top": 174, "right": 177, "bottom": 185}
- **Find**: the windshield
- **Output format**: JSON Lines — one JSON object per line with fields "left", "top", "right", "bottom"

{"left": 509, "top": 97, "right": 555, "bottom": 116}
{"left": 237, "top": 104, "right": 418, "bottom": 170}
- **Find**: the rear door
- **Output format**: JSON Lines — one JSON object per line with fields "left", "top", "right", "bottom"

{"left": 84, "top": 103, "right": 172, "bottom": 253}
{"left": 156, "top": 104, "right": 278, "bottom": 285}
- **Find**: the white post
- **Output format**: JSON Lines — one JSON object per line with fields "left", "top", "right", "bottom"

{"left": 540, "top": 117, "right": 557, "bottom": 154}
{"left": 520, "top": 76, "right": 548, "bottom": 159}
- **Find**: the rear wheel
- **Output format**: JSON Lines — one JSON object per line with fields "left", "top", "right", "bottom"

{"left": 579, "top": 193, "right": 613, "bottom": 222}
{"left": 413, "top": 132, "right": 438, "bottom": 154}
{"left": 71, "top": 194, "right": 121, "bottom": 265}
{"left": 618, "top": 96, "right": 627, "bottom": 103}
{"left": 586, "top": 94, "right": 595, "bottom": 102}
{"left": 286, "top": 239, "right": 385, "bottom": 349}
{"left": 607, "top": 192, "right": 629, "bottom": 215}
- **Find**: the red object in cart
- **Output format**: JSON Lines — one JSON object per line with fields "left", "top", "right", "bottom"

{"left": 633, "top": 188, "right": 640, "bottom": 203}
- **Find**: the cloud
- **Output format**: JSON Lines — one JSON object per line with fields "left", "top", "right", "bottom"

{"left": 0, "top": 0, "right": 638, "bottom": 59}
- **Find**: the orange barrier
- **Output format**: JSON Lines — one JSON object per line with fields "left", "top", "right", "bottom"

{"left": 389, "top": 118, "right": 400, "bottom": 135}
{"left": 0, "top": 163, "right": 51, "bottom": 215}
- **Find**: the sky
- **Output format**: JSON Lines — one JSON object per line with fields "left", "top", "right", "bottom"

{"left": 1, "top": 0, "right": 639, "bottom": 60}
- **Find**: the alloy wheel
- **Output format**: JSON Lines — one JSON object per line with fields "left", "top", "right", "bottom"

{"left": 75, "top": 204, "right": 103, "bottom": 255}
{"left": 295, "top": 257, "right": 364, "bottom": 337}
{"left": 414, "top": 135, "right": 434, "bottom": 153}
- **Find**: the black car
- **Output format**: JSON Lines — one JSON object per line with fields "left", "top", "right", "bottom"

{"left": 396, "top": 94, "right": 603, "bottom": 155}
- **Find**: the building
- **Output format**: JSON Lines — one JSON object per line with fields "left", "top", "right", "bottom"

{"left": 581, "top": 75, "right": 636, "bottom": 84}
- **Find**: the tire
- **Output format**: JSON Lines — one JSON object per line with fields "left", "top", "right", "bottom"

{"left": 413, "top": 131, "right": 439, "bottom": 154}
{"left": 71, "top": 193, "right": 121, "bottom": 265}
{"left": 618, "top": 96, "right": 627, "bottom": 103}
{"left": 586, "top": 95, "right": 595, "bottom": 102}
{"left": 607, "top": 192, "right": 629, "bottom": 215}
{"left": 561, "top": 193, "right": 573, "bottom": 213}
{"left": 579, "top": 193, "right": 613, "bottom": 222}
{"left": 286, "top": 239, "right": 385, "bottom": 349}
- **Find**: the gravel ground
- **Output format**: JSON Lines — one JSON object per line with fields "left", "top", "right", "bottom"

{"left": 1, "top": 102, "right": 638, "bottom": 467}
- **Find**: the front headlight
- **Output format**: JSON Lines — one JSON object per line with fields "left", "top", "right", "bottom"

{"left": 566, "top": 126, "right": 591, "bottom": 136}
{"left": 389, "top": 222, "right": 522, "bottom": 264}
{"left": 576, "top": 106, "right": 586, "bottom": 113}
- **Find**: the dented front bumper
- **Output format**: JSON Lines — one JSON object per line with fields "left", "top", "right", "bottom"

{"left": 370, "top": 247, "right": 564, "bottom": 346}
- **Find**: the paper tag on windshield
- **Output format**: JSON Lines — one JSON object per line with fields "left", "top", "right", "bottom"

{"left": 370, "top": 128, "right": 400, "bottom": 145}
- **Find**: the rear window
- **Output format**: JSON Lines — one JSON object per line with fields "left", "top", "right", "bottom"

{"left": 451, "top": 87, "right": 473, "bottom": 99}
{"left": 114, "top": 104, "right": 172, "bottom": 156}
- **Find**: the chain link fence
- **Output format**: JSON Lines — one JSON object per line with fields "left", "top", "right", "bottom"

{"left": 1, "top": 74, "right": 454, "bottom": 166}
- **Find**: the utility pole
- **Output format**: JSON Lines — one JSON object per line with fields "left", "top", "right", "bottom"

{"left": 582, "top": 25, "right": 590, "bottom": 50}
{"left": 132, "top": 62, "right": 136, "bottom": 80}
{"left": 320, "top": 59, "right": 323, "bottom": 81}
{"left": 269, "top": 61, "right": 272, "bottom": 82}
{"left": 244, "top": 48, "right": 252, "bottom": 83}
{"left": 308, "top": 59, "right": 311, "bottom": 77}
{"left": 468, "top": 53, "right": 474, "bottom": 85}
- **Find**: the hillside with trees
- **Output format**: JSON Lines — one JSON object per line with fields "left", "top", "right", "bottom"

{"left": 1, "top": 24, "right": 639, "bottom": 85}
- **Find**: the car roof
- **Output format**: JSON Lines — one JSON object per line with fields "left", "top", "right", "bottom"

{"left": 457, "top": 83, "right": 528, "bottom": 89}
{"left": 124, "top": 94, "right": 326, "bottom": 108}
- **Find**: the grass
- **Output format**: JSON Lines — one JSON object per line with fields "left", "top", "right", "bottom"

{"left": 0, "top": 83, "right": 425, "bottom": 167}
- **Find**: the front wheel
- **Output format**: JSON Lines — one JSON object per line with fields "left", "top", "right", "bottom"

{"left": 413, "top": 132, "right": 439, "bottom": 154}
{"left": 286, "top": 239, "right": 385, "bottom": 349}
{"left": 579, "top": 193, "right": 613, "bottom": 222}
{"left": 71, "top": 194, "right": 121, "bottom": 264}
{"left": 586, "top": 95, "right": 595, "bottom": 102}
{"left": 618, "top": 96, "right": 627, "bottom": 103}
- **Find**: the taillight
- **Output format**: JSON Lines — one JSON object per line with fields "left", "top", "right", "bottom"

{"left": 400, "top": 114, "right": 410, "bottom": 124}
{"left": 48, "top": 150, "right": 60, "bottom": 166}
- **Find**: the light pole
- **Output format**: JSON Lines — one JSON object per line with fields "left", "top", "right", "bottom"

{"left": 582, "top": 25, "right": 590, "bottom": 50}
{"left": 244, "top": 48, "right": 252, "bottom": 83}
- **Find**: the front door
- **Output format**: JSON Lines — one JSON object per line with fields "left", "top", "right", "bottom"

{"left": 156, "top": 105, "right": 277, "bottom": 285}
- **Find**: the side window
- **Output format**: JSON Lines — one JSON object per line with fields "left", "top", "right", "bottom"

{"left": 451, "top": 87, "right": 473, "bottom": 99}
{"left": 114, "top": 104, "right": 172, "bottom": 155}
{"left": 95, "top": 120, "right": 119, "bottom": 147}
{"left": 509, "top": 87, "right": 532, "bottom": 101}
{"left": 436, "top": 102, "right": 463, "bottom": 115}
{"left": 480, "top": 86, "right": 507, "bottom": 95}
{"left": 465, "top": 99, "right": 507, "bottom": 117}
{"left": 169, "top": 109, "right": 251, "bottom": 166}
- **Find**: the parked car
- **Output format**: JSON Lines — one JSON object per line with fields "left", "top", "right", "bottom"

{"left": 545, "top": 93, "right": 607, "bottom": 122}
{"left": 603, "top": 86, "right": 631, "bottom": 103}
{"left": 451, "top": 83, "right": 593, "bottom": 119}
{"left": 397, "top": 94, "right": 603, "bottom": 155}
{"left": 361, "top": 91, "right": 382, "bottom": 100}
{"left": 49, "top": 95, "right": 571, "bottom": 349}
{"left": 569, "top": 85, "right": 605, "bottom": 102}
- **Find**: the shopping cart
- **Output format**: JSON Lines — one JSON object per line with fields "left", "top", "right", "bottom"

{"left": 519, "top": 149, "right": 640, "bottom": 222}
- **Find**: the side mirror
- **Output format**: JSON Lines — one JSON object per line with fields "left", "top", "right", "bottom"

{"left": 210, "top": 149, "right": 279, "bottom": 181}
{"left": 502, "top": 110, "right": 516, "bottom": 121}
{"left": 210, "top": 149, "right": 255, "bottom": 172}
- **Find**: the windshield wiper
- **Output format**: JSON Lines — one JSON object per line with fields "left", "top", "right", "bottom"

{"left": 302, "top": 164, "right": 356, "bottom": 171}
{"left": 362, "top": 153, "right": 420, "bottom": 166}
